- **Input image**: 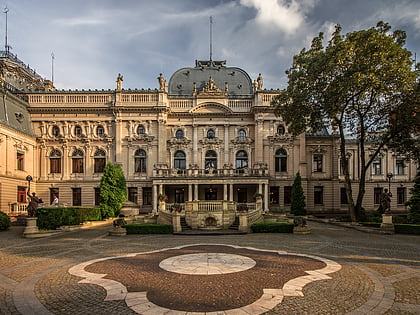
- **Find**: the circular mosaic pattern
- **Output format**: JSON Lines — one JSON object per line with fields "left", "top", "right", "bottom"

{"left": 159, "top": 252, "right": 256, "bottom": 275}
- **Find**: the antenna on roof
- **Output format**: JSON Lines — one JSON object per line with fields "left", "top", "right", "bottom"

{"left": 3, "top": 6, "right": 10, "bottom": 53}
{"left": 209, "top": 16, "right": 213, "bottom": 61}
{"left": 51, "top": 52, "right": 55, "bottom": 83}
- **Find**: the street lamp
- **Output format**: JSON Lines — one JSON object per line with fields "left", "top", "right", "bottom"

{"left": 387, "top": 173, "right": 393, "bottom": 193}
{"left": 26, "top": 175, "right": 33, "bottom": 193}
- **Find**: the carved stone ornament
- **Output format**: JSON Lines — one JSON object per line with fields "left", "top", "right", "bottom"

{"left": 197, "top": 76, "right": 224, "bottom": 97}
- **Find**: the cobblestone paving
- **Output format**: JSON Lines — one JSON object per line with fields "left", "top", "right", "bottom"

{"left": 0, "top": 221, "right": 418, "bottom": 314}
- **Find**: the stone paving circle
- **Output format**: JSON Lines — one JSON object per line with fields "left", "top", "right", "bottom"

{"left": 69, "top": 244, "right": 341, "bottom": 314}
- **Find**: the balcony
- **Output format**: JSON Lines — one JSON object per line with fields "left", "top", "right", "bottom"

{"left": 152, "top": 166, "right": 269, "bottom": 178}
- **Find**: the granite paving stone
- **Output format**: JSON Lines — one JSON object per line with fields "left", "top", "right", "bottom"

{"left": 0, "top": 221, "right": 418, "bottom": 314}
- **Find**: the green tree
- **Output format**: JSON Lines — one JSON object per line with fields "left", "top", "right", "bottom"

{"left": 273, "top": 22, "right": 419, "bottom": 222}
{"left": 99, "top": 162, "right": 127, "bottom": 219}
{"left": 291, "top": 172, "right": 306, "bottom": 215}
{"left": 406, "top": 172, "right": 420, "bottom": 224}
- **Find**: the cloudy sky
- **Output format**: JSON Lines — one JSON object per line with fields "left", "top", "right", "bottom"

{"left": 3, "top": 0, "right": 420, "bottom": 90}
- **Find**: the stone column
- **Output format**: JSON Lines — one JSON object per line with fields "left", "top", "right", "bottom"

{"left": 193, "top": 124, "right": 198, "bottom": 165}
{"left": 229, "top": 184, "right": 234, "bottom": 201}
{"left": 114, "top": 114, "right": 123, "bottom": 164}
{"left": 188, "top": 184, "right": 193, "bottom": 201}
{"left": 152, "top": 184, "right": 158, "bottom": 213}
{"left": 194, "top": 184, "right": 198, "bottom": 200}
{"left": 255, "top": 118, "right": 264, "bottom": 163}
{"left": 157, "top": 114, "right": 167, "bottom": 165}
{"left": 224, "top": 124, "right": 229, "bottom": 165}
{"left": 224, "top": 184, "right": 228, "bottom": 201}
{"left": 264, "top": 183, "right": 269, "bottom": 212}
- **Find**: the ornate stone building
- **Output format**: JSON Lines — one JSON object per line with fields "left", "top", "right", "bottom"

{"left": 0, "top": 52, "right": 416, "bottom": 217}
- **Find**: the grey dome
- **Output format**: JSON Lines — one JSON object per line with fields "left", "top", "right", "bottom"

{"left": 168, "top": 60, "right": 253, "bottom": 98}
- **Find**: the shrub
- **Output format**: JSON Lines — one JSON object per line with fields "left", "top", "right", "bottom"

{"left": 337, "top": 215, "right": 352, "bottom": 222}
{"left": 360, "top": 222, "right": 381, "bottom": 228}
{"left": 251, "top": 222, "right": 294, "bottom": 233}
{"left": 394, "top": 224, "right": 420, "bottom": 235}
{"left": 124, "top": 223, "right": 173, "bottom": 234}
{"left": 37, "top": 207, "right": 101, "bottom": 230}
{"left": 100, "top": 162, "right": 127, "bottom": 219}
{"left": 406, "top": 173, "right": 420, "bottom": 224}
{"left": 0, "top": 211, "right": 11, "bottom": 231}
{"left": 291, "top": 172, "right": 306, "bottom": 216}
{"left": 360, "top": 210, "right": 382, "bottom": 223}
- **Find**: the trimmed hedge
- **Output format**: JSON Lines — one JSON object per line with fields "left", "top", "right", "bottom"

{"left": 124, "top": 223, "right": 173, "bottom": 234}
{"left": 251, "top": 222, "right": 294, "bottom": 233}
{"left": 394, "top": 224, "right": 420, "bottom": 235}
{"left": 0, "top": 211, "right": 11, "bottom": 231}
{"left": 360, "top": 222, "right": 381, "bottom": 228}
{"left": 37, "top": 207, "right": 102, "bottom": 230}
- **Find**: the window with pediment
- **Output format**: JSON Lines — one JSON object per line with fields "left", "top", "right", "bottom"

{"left": 275, "top": 148, "right": 287, "bottom": 172}
{"left": 236, "top": 150, "right": 248, "bottom": 169}
{"left": 134, "top": 149, "right": 147, "bottom": 173}
{"left": 94, "top": 149, "right": 106, "bottom": 173}
{"left": 174, "top": 151, "right": 186, "bottom": 169}
{"left": 72, "top": 149, "right": 84, "bottom": 173}
{"left": 49, "top": 149, "right": 62, "bottom": 173}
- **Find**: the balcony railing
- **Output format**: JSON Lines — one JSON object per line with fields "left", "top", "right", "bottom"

{"left": 153, "top": 167, "right": 268, "bottom": 177}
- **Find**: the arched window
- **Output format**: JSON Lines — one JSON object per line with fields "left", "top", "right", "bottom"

{"left": 134, "top": 149, "right": 147, "bottom": 173}
{"left": 96, "top": 125, "right": 105, "bottom": 137}
{"left": 74, "top": 125, "right": 83, "bottom": 137}
{"left": 137, "top": 125, "right": 145, "bottom": 135}
{"left": 275, "top": 148, "right": 287, "bottom": 172}
{"left": 72, "top": 149, "right": 84, "bottom": 173}
{"left": 175, "top": 129, "right": 184, "bottom": 139}
{"left": 277, "top": 125, "right": 285, "bottom": 135}
{"left": 236, "top": 150, "right": 248, "bottom": 170}
{"left": 238, "top": 129, "right": 246, "bottom": 139}
{"left": 52, "top": 126, "right": 60, "bottom": 137}
{"left": 94, "top": 149, "right": 106, "bottom": 173}
{"left": 205, "top": 150, "right": 217, "bottom": 169}
{"left": 49, "top": 149, "right": 61, "bottom": 173}
{"left": 174, "top": 151, "right": 186, "bottom": 169}
{"left": 207, "top": 129, "right": 215, "bottom": 139}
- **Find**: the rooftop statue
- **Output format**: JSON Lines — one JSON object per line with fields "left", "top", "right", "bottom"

{"left": 158, "top": 73, "right": 166, "bottom": 91}
{"left": 257, "top": 73, "right": 263, "bottom": 91}
{"left": 116, "top": 73, "right": 123, "bottom": 91}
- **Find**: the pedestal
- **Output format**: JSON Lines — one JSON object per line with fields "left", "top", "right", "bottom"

{"left": 380, "top": 214, "right": 394, "bottom": 234}
{"left": 108, "top": 226, "right": 127, "bottom": 236}
{"left": 23, "top": 217, "right": 39, "bottom": 238}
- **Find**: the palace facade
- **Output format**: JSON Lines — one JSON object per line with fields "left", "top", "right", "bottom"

{"left": 0, "top": 52, "right": 416, "bottom": 217}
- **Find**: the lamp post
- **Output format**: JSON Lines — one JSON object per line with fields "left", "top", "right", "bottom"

{"left": 387, "top": 173, "right": 393, "bottom": 194}
{"left": 26, "top": 175, "right": 33, "bottom": 193}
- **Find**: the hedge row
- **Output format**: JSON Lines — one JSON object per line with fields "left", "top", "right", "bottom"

{"left": 37, "top": 207, "right": 102, "bottom": 230}
{"left": 394, "top": 224, "right": 420, "bottom": 235}
{"left": 251, "top": 222, "right": 294, "bottom": 233}
{"left": 124, "top": 223, "right": 173, "bottom": 234}
{"left": 0, "top": 211, "right": 11, "bottom": 231}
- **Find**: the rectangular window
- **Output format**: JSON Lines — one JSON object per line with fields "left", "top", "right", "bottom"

{"left": 49, "top": 188, "right": 59, "bottom": 205}
{"left": 72, "top": 188, "right": 81, "bottom": 206}
{"left": 94, "top": 187, "right": 101, "bottom": 206}
{"left": 284, "top": 186, "right": 292, "bottom": 204}
{"left": 175, "top": 189, "right": 185, "bottom": 203}
{"left": 314, "top": 186, "right": 324, "bottom": 205}
{"left": 313, "top": 154, "right": 323, "bottom": 172}
{"left": 340, "top": 187, "right": 348, "bottom": 204}
{"left": 397, "top": 187, "right": 406, "bottom": 205}
{"left": 269, "top": 186, "right": 279, "bottom": 205}
{"left": 395, "top": 158, "right": 405, "bottom": 175}
{"left": 143, "top": 187, "right": 152, "bottom": 205}
{"left": 72, "top": 158, "right": 84, "bottom": 173}
{"left": 94, "top": 158, "right": 106, "bottom": 173}
{"left": 372, "top": 158, "right": 382, "bottom": 175}
{"left": 17, "top": 152, "right": 24, "bottom": 171}
{"left": 128, "top": 187, "right": 138, "bottom": 204}
{"left": 50, "top": 157, "right": 61, "bottom": 173}
{"left": 17, "top": 186, "right": 26, "bottom": 203}
{"left": 374, "top": 187, "right": 383, "bottom": 205}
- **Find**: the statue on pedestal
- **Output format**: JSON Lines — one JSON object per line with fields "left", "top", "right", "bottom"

{"left": 116, "top": 73, "right": 123, "bottom": 91}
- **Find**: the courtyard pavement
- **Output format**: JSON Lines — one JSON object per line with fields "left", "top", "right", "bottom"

{"left": 0, "top": 221, "right": 419, "bottom": 314}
